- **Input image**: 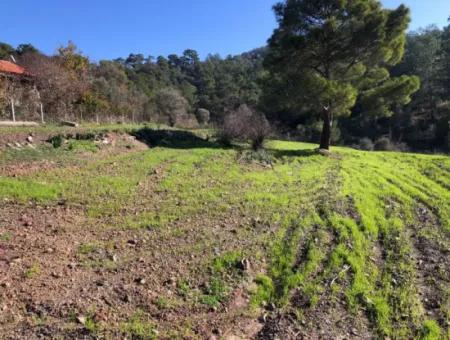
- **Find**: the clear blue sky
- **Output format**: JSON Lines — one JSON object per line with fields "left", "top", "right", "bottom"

{"left": 0, "top": 0, "right": 448, "bottom": 61}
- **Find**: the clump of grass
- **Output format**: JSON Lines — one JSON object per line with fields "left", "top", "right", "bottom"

{"left": 212, "top": 250, "right": 244, "bottom": 275}
{"left": 77, "top": 242, "right": 101, "bottom": 255}
{"left": 177, "top": 280, "right": 191, "bottom": 298}
{"left": 251, "top": 274, "right": 275, "bottom": 307}
{"left": 25, "top": 263, "right": 41, "bottom": 279}
{"left": 200, "top": 251, "right": 248, "bottom": 308}
{"left": 201, "top": 276, "right": 227, "bottom": 308}
{"left": 121, "top": 310, "right": 157, "bottom": 339}
{"left": 49, "top": 135, "right": 64, "bottom": 148}
{"left": 84, "top": 315, "right": 99, "bottom": 335}
{"left": 0, "top": 232, "right": 12, "bottom": 242}
{"left": 155, "top": 296, "right": 169, "bottom": 310}
{"left": 420, "top": 320, "right": 442, "bottom": 340}
{"left": 66, "top": 140, "right": 98, "bottom": 153}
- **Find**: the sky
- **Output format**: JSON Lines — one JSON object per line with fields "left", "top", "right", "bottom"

{"left": 0, "top": 0, "right": 449, "bottom": 61}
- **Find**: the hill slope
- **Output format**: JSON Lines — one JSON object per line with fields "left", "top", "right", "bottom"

{"left": 0, "top": 127, "right": 448, "bottom": 339}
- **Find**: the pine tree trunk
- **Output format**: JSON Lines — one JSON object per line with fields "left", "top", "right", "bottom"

{"left": 319, "top": 110, "right": 332, "bottom": 150}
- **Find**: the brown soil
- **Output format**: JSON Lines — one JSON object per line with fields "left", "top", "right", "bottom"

{"left": 412, "top": 205, "right": 450, "bottom": 327}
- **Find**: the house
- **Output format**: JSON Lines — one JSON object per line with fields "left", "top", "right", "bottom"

{"left": 0, "top": 60, "right": 28, "bottom": 76}
{"left": 0, "top": 59, "right": 38, "bottom": 123}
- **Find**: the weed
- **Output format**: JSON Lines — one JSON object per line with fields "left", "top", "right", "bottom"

{"left": 77, "top": 243, "right": 100, "bottom": 255}
{"left": 0, "top": 232, "right": 12, "bottom": 242}
{"left": 421, "top": 320, "right": 442, "bottom": 340}
{"left": 121, "top": 310, "right": 156, "bottom": 339}
{"left": 25, "top": 263, "right": 41, "bottom": 279}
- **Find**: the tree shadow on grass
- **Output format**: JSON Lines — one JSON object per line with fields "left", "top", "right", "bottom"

{"left": 268, "top": 148, "right": 318, "bottom": 160}
{"left": 131, "top": 127, "right": 225, "bottom": 149}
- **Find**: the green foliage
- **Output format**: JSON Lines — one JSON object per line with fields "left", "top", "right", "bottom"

{"left": 24, "top": 263, "right": 41, "bottom": 279}
{"left": 66, "top": 140, "right": 98, "bottom": 152}
{"left": 265, "top": 0, "right": 419, "bottom": 149}
{"left": 0, "top": 233, "right": 12, "bottom": 242}
{"left": 77, "top": 243, "right": 100, "bottom": 255}
{"left": 49, "top": 135, "right": 64, "bottom": 148}
{"left": 120, "top": 310, "right": 156, "bottom": 339}
{"left": 212, "top": 251, "right": 244, "bottom": 275}
{"left": 421, "top": 320, "right": 442, "bottom": 340}
{"left": 251, "top": 274, "right": 275, "bottom": 307}
{"left": 201, "top": 276, "right": 227, "bottom": 307}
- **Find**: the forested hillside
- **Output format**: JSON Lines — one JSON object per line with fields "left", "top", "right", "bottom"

{"left": 1, "top": 17, "right": 450, "bottom": 151}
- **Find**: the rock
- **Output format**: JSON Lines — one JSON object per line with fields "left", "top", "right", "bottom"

{"left": 26, "top": 135, "right": 33, "bottom": 143}
{"left": 77, "top": 315, "right": 86, "bottom": 325}
{"left": 240, "top": 258, "right": 251, "bottom": 271}
{"left": 317, "top": 148, "right": 331, "bottom": 156}
{"left": 135, "top": 277, "right": 146, "bottom": 285}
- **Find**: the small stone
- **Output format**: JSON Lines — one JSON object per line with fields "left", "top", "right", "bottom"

{"left": 135, "top": 277, "right": 146, "bottom": 285}
{"left": 77, "top": 316, "right": 86, "bottom": 325}
{"left": 26, "top": 136, "right": 33, "bottom": 143}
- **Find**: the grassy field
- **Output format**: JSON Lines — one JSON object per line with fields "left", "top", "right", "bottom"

{"left": 0, "top": 126, "right": 448, "bottom": 339}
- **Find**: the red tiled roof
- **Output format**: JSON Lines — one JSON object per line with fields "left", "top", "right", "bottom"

{"left": 0, "top": 60, "right": 27, "bottom": 75}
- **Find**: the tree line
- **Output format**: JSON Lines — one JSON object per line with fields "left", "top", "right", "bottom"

{"left": 0, "top": 0, "right": 449, "bottom": 151}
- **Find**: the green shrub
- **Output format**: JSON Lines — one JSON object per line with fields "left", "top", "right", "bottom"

{"left": 374, "top": 137, "right": 393, "bottom": 151}
{"left": 49, "top": 135, "right": 64, "bottom": 148}
{"left": 420, "top": 320, "right": 441, "bottom": 340}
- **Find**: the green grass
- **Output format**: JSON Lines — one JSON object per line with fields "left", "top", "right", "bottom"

{"left": 24, "top": 263, "right": 41, "bottom": 279}
{"left": 0, "top": 127, "right": 448, "bottom": 338}
{"left": 120, "top": 310, "right": 157, "bottom": 339}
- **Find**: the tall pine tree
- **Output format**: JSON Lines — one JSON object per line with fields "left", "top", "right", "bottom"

{"left": 265, "top": 0, "right": 420, "bottom": 150}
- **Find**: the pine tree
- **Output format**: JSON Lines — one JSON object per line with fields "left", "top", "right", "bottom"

{"left": 265, "top": 0, "right": 420, "bottom": 150}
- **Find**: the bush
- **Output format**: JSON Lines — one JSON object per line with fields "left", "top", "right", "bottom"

{"left": 374, "top": 137, "right": 394, "bottom": 151}
{"left": 154, "top": 88, "right": 189, "bottom": 127}
{"left": 219, "top": 104, "right": 271, "bottom": 150}
{"left": 195, "top": 108, "right": 210, "bottom": 125}
{"left": 48, "top": 135, "right": 64, "bottom": 148}
{"left": 357, "top": 137, "right": 374, "bottom": 151}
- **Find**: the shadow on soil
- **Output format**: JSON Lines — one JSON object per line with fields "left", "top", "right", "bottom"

{"left": 132, "top": 127, "right": 223, "bottom": 149}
